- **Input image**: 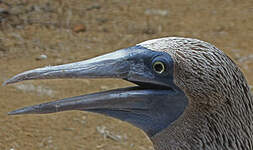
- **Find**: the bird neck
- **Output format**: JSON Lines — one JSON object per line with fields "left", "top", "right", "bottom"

{"left": 150, "top": 104, "right": 205, "bottom": 150}
{"left": 150, "top": 91, "right": 253, "bottom": 150}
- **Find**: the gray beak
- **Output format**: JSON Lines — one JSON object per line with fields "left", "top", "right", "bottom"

{"left": 4, "top": 49, "right": 134, "bottom": 85}
{"left": 4, "top": 46, "right": 166, "bottom": 116}
{"left": 4, "top": 46, "right": 187, "bottom": 137}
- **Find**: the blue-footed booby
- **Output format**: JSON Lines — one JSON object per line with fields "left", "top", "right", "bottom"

{"left": 4, "top": 37, "right": 253, "bottom": 150}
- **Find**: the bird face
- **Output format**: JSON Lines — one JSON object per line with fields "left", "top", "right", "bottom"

{"left": 4, "top": 39, "right": 189, "bottom": 137}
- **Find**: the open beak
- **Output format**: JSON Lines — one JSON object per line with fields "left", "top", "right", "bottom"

{"left": 4, "top": 46, "right": 186, "bottom": 136}
{"left": 4, "top": 46, "right": 168, "bottom": 115}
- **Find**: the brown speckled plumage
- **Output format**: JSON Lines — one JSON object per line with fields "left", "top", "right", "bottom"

{"left": 139, "top": 37, "right": 253, "bottom": 150}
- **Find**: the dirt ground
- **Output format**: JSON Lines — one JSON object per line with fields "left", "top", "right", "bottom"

{"left": 0, "top": 0, "right": 252, "bottom": 150}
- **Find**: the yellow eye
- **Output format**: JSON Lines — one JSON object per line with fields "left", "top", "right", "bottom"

{"left": 153, "top": 61, "right": 165, "bottom": 74}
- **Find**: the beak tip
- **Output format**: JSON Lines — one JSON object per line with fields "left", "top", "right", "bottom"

{"left": 8, "top": 110, "right": 20, "bottom": 115}
{"left": 3, "top": 76, "right": 20, "bottom": 86}
{"left": 3, "top": 70, "right": 33, "bottom": 86}
{"left": 2, "top": 80, "right": 11, "bottom": 86}
{"left": 8, "top": 111, "right": 16, "bottom": 115}
{"left": 8, "top": 106, "right": 36, "bottom": 115}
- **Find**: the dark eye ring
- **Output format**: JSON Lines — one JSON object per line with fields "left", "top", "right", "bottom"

{"left": 153, "top": 61, "right": 166, "bottom": 74}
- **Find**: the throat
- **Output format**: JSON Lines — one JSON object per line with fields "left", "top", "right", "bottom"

{"left": 150, "top": 106, "right": 200, "bottom": 150}
{"left": 150, "top": 97, "right": 253, "bottom": 150}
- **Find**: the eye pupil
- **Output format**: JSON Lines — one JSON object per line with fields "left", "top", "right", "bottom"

{"left": 153, "top": 61, "right": 165, "bottom": 74}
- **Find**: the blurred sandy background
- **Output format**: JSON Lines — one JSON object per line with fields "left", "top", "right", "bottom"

{"left": 0, "top": 0, "right": 252, "bottom": 150}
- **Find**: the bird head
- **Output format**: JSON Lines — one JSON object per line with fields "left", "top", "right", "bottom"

{"left": 4, "top": 37, "right": 251, "bottom": 141}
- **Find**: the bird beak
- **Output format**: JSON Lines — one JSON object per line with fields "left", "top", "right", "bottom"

{"left": 4, "top": 47, "right": 139, "bottom": 85}
{"left": 4, "top": 46, "right": 167, "bottom": 114}
{"left": 4, "top": 46, "right": 186, "bottom": 136}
